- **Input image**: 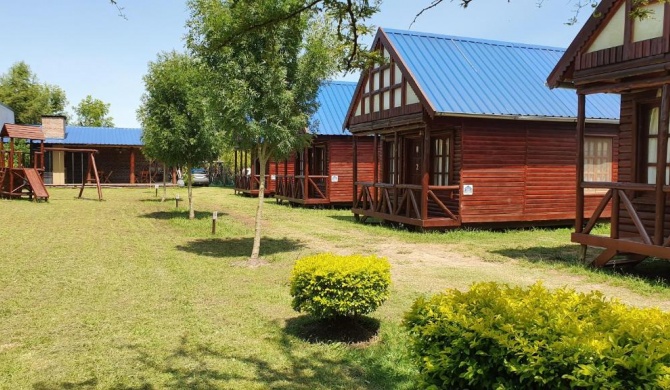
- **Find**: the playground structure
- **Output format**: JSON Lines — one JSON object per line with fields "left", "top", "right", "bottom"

{"left": 1, "top": 124, "right": 103, "bottom": 201}
{"left": 1, "top": 124, "right": 49, "bottom": 201}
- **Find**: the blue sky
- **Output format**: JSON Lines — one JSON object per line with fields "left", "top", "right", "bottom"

{"left": 0, "top": 0, "right": 591, "bottom": 128}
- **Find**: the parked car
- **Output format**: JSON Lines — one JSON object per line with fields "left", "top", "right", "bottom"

{"left": 190, "top": 168, "right": 210, "bottom": 186}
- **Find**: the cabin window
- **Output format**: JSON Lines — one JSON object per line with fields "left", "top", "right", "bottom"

{"left": 584, "top": 137, "right": 613, "bottom": 193}
{"left": 311, "top": 145, "right": 327, "bottom": 176}
{"left": 384, "top": 141, "right": 397, "bottom": 184}
{"left": 641, "top": 106, "right": 670, "bottom": 185}
{"left": 431, "top": 137, "right": 450, "bottom": 186}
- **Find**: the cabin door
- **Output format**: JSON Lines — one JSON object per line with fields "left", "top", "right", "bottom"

{"left": 405, "top": 138, "right": 423, "bottom": 185}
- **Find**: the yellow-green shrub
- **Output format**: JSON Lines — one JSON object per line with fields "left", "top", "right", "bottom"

{"left": 290, "top": 253, "right": 391, "bottom": 319}
{"left": 404, "top": 282, "right": 670, "bottom": 389}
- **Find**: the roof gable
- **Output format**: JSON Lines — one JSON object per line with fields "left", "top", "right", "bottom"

{"left": 310, "top": 81, "right": 356, "bottom": 136}
{"left": 548, "top": 0, "right": 670, "bottom": 89}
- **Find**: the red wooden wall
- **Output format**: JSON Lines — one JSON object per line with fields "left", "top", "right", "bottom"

{"left": 327, "top": 136, "right": 375, "bottom": 204}
{"left": 454, "top": 118, "right": 618, "bottom": 224}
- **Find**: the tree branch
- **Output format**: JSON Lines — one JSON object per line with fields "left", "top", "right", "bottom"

{"left": 109, "top": 0, "right": 127, "bottom": 20}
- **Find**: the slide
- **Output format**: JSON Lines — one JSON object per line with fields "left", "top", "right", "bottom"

{"left": 23, "top": 168, "right": 49, "bottom": 200}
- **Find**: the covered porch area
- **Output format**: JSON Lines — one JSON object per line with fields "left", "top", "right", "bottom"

{"left": 574, "top": 89, "right": 670, "bottom": 266}
{"left": 233, "top": 149, "right": 273, "bottom": 197}
{"left": 351, "top": 123, "right": 461, "bottom": 229}
{"left": 275, "top": 142, "right": 329, "bottom": 205}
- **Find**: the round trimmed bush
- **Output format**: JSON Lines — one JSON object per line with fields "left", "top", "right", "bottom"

{"left": 289, "top": 253, "right": 391, "bottom": 319}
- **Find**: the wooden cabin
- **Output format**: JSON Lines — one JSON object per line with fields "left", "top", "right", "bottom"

{"left": 234, "top": 81, "right": 376, "bottom": 205}
{"left": 548, "top": 0, "right": 670, "bottom": 265}
{"left": 41, "top": 116, "right": 158, "bottom": 185}
{"left": 344, "top": 28, "right": 621, "bottom": 229}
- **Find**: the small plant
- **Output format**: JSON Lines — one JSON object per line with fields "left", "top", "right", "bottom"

{"left": 290, "top": 253, "right": 391, "bottom": 319}
{"left": 405, "top": 282, "right": 670, "bottom": 389}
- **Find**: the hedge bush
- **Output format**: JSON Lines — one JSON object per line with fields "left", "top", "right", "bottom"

{"left": 290, "top": 253, "right": 391, "bottom": 319}
{"left": 404, "top": 282, "right": 670, "bottom": 389}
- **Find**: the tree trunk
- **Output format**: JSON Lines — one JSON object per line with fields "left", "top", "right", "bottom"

{"left": 187, "top": 163, "right": 195, "bottom": 219}
{"left": 250, "top": 148, "right": 267, "bottom": 262}
{"left": 161, "top": 163, "right": 167, "bottom": 202}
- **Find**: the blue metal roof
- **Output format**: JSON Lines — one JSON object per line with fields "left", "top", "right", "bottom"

{"left": 384, "top": 28, "right": 620, "bottom": 120}
{"left": 45, "top": 126, "right": 143, "bottom": 146}
{"left": 309, "top": 81, "right": 356, "bottom": 136}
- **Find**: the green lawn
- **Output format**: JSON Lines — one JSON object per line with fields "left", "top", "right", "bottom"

{"left": 1, "top": 186, "right": 669, "bottom": 389}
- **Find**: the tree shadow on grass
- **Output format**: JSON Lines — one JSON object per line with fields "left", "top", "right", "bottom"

{"left": 32, "top": 378, "right": 99, "bottom": 390}
{"left": 176, "top": 236, "right": 305, "bottom": 258}
{"left": 285, "top": 315, "right": 380, "bottom": 345}
{"left": 106, "top": 327, "right": 411, "bottom": 389}
{"left": 493, "top": 245, "right": 670, "bottom": 288}
{"left": 141, "top": 210, "right": 228, "bottom": 220}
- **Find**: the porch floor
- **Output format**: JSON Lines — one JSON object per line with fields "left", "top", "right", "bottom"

{"left": 352, "top": 208, "right": 461, "bottom": 229}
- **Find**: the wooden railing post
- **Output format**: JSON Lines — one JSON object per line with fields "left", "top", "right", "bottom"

{"left": 655, "top": 84, "right": 670, "bottom": 245}
{"left": 421, "top": 127, "right": 430, "bottom": 221}
{"left": 611, "top": 189, "right": 620, "bottom": 240}
{"left": 576, "top": 93, "right": 586, "bottom": 234}
{"left": 353, "top": 136, "right": 358, "bottom": 209}
{"left": 304, "top": 148, "right": 310, "bottom": 201}
{"left": 373, "top": 133, "right": 379, "bottom": 208}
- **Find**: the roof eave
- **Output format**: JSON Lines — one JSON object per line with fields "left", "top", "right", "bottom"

{"left": 434, "top": 111, "right": 619, "bottom": 124}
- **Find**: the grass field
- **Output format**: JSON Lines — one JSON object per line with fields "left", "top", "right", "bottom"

{"left": 1, "top": 186, "right": 669, "bottom": 389}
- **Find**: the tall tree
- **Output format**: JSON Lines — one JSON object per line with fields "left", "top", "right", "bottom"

{"left": 137, "top": 51, "right": 222, "bottom": 219}
{"left": 73, "top": 95, "right": 114, "bottom": 127}
{"left": 0, "top": 62, "right": 68, "bottom": 124}
{"left": 187, "top": 0, "right": 339, "bottom": 263}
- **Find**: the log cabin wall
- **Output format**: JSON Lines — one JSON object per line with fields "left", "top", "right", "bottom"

{"left": 327, "top": 136, "right": 376, "bottom": 204}
{"left": 456, "top": 117, "right": 618, "bottom": 224}
{"left": 616, "top": 90, "right": 670, "bottom": 240}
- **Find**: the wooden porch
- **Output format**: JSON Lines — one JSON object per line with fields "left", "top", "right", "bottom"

{"left": 352, "top": 182, "right": 461, "bottom": 228}
{"left": 233, "top": 174, "right": 273, "bottom": 197}
{"left": 351, "top": 128, "right": 462, "bottom": 229}
{"left": 574, "top": 89, "right": 670, "bottom": 266}
{"left": 275, "top": 174, "right": 329, "bottom": 205}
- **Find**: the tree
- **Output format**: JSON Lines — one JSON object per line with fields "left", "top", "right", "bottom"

{"left": 73, "top": 95, "right": 114, "bottom": 127}
{"left": 187, "top": 0, "right": 339, "bottom": 263}
{"left": 137, "top": 51, "right": 222, "bottom": 218}
{"left": 0, "top": 62, "right": 68, "bottom": 124}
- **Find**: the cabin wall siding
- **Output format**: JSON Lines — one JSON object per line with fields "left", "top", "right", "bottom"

{"left": 328, "top": 136, "right": 376, "bottom": 203}
{"left": 459, "top": 119, "right": 618, "bottom": 224}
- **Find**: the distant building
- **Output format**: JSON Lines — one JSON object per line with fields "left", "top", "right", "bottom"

{"left": 40, "top": 116, "right": 149, "bottom": 185}
{"left": 0, "top": 103, "right": 15, "bottom": 127}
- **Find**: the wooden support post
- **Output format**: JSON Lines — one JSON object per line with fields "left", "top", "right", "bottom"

{"left": 655, "top": 84, "right": 670, "bottom": 245}
{"left": 373, "top": 133, "right": 379, "bottom": 206}
{"left": 611, "top": 189, "right": 620, "bottom": 240}
{"left": 130, "top": 149, "right": 136, "bottom": 184}
{"left": 576, "top": 94, "right": 586, "bottom": 234}
{"left": 304, "top": 147, "right": 310, "bottom": 201}
{"left": 421, "top": 127, "right": 430, "bottom": 221}
{"left": 394, "top": 131, "right": 399, "bottom": 210}
{"left": 353, "top": 135, "right": 358, "bottom": 210}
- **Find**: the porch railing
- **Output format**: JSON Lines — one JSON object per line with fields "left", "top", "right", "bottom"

{"left": 576, "top": 181, "right": 670, "bottom": 265}
{"left": 1, "top": 150, "right": 41, "bottom": 169}
{"left": 276, "top": 174, "right": 328, "bottom": 201}
{"left": 353, "top": 182, "right": 460, "bottom": 222}
{"left": 234, "top": 174, "right": 269, "bottom": 192}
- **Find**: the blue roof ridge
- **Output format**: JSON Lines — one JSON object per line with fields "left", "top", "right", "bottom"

{"left": 66, "top": 125, "right": 142, "bottom": 131}
{"left": 381, "top": 27, "right": 567, "bottom": 52}
{"left": 322, "top": 80, "right": 357, "bottom": 86}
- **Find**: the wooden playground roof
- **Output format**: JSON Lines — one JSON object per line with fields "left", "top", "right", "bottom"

{"left": 1, "top": 124, "right": 45, "bottom": 140}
